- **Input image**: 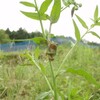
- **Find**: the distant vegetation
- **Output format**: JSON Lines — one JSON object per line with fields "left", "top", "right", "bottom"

{"left": 0, "top": 28, "right": 100, "bottom": 47}
{"left": 0, "top": 44, "right": 100, "bottom": 99}
{"left": 0, "top": 28, "right": 42, "bottom": 43}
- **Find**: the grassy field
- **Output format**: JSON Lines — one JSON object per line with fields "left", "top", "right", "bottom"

{"left": 0, "top": 44, "right": 100, "bottom": 100}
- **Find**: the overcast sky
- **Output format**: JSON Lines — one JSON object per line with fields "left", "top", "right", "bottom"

{"left": 0, "top": 0, "right": 100, "bottom": 43}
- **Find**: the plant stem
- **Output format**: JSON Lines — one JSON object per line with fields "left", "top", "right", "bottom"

{"left": 27, "top": 53, "right": 53, "bottom": 94}
{"left": 55, "top": 26, "right": 94, "bottom": 77}
{"left": 55, "top": 41, "right": 78, "bottom": 77}
{"left": 49, "top": 61, "right": 58, "bottom": 100}
{"left": 48, "top": 16, "right": 57, "bottom": 99}
{"left": 47, "top": 22, "right": 52, "bottom": 41}
{"left": 34, "top": 0, "right": 46, "bottom": 39}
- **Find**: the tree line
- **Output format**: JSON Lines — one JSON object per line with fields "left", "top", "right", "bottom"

{"left": 0, "top": 28, "right": 42, "bottom": 43}
{"left": 0, "top": 28, "right": 99, "bottom": 46}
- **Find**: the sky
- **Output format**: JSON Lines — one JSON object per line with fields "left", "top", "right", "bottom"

{"left": 0, "top": 0, "right": 100, "bottom": 43}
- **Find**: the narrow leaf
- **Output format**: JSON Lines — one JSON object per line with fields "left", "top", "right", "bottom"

{"left": 39, "top": 0, "right": 52, "bottom": 14}
{"left": 50, "top": 0, "right": 61, "bottom": 23}
{"left": 88, "top": 31, "right": 100, "bottom": 39}
{"left": 34, "top": 47, "right": 41, "bottom": 59}
{"left": 94, "top": 5, "right": 98, "bottom": 21}
{"left": 20, "top": 1, "right": 35, "bottom": 8}
{"left": 35, "top": 91, "right": 51, "bottom": 100}
{"left": 67, "top": 68, "right": 98, "bottom": 86}
{"left": 76, "top": 14, "right": 88, "bottom": 29}
{"left": 20, "top": 11, "right": 48, "bottom": 20}
{"left": 72, "top": 19, "right": 81, "bottom": 41}
{"left": 71, "top": 7, "right": 75, "bottom": 17}
{"left": 39, "top": 63, "right": 46, "bottom": 74}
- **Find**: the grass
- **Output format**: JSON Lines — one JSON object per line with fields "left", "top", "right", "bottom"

{"left": 0, "top": 44, "right": 100, "bottom": 100}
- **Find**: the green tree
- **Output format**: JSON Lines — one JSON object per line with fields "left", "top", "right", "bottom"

{"left": 16, "top": 28, "right": 30, "bottom": 39}
{"left": 5, "top": 28, "right": 11, "bottom": 36}
{"left": 30, "top": 31, "right": 42, "bottom": 38}
{"left": 0, "top": 29, "right": 10, "bottom": 43}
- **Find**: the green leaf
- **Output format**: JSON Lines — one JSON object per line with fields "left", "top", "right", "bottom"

{"left": 39, "top": 63, "right": 46, "bottom": 74}
{"left": 76, "top": 14, "right": 88, "bottom": 29}
{"left": 67, "top": 68, "right": 98, "bottom": 86}
{"left": 94, "top": 5, "right": 98, "bottom": 21}
{"left": 20, "top": 1, "right": 35, "bottom": 8}
{"left": 34, "top": 47, "right": 41, "bottom": 59}
{"left": 72, "top": 19, "right": 81, "bottom": 41}
{"left": 50, "top": 0, "right": 61, "bottom": 23}
{"left": 32, "top": 37, "right": 47, "bottom": 44}
{"left": 20, "top": 11, "right": 48, "bottom": 20}
{"left": 35, "top": 91, "right": 51, "bottom": 100}
{"left": 39, "top": 0, "right": 52, "bottom": 14}
{"left": 88, "top": 31, "right": 100, "bottom": 39}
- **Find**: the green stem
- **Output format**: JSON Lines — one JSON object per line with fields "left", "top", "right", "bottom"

{"left": 48, "top": 22, "right": 52, "bottom": 41}
{"left": 55, "top": 41, "right": 78, "bottom": 77}
{"left": 27, "top": 53, "right": 53, "bottom": 94}
{"left": 49, "top": 23, "right": 52, "bottom": 33}
{"left": 55, "top": 26, "right": 94, "bottom": 77}
{"left": 49, "top": 61, "right": 58, "bottom": 100}
{"left": 34, "top": 60, "right": 53, "bottom": 93}
{"left": 34, "top": 0, "right": 46, "bottom": 39}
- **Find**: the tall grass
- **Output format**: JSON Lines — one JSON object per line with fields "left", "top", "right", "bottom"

{"left": 0, "top": 45, "right": 100, "bottom": 99}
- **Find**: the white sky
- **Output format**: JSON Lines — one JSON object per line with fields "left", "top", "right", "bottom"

{"left": 0, "top": 0, "right": 100, "bottom": 43}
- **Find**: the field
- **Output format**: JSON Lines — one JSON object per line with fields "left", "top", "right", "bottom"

{"left": 0, "top": 44, "right": 100, "bottom": 100}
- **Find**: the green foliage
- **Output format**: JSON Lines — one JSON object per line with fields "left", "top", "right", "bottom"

{"left": 66, "top": 68, "right": 98, "bottom": 87}
{"left": 88, "top": 31, "right": 100, "bottom": 39}
{"left": 32, "top": 37, "right": 47, "bottom": 44}
{"left": 4, "top": 28, "right": 43, "bottom": 42}
{"left": 0, "top": 29, "right": 10, "bottom": 44}
{"left": 35, "top": 91, "right": 51, "bottom": 100}
{"left": 94, "top": 5, "right": 98, "bottom": 22}
{"left": 1, "top": 0, "right": 100, "bottom": 99}
{"left": 50, "top": 0, "right": 61, "bottom": 23}
{"left": 39, "top": 0, "right": 52, "bottom": 15}
{"left": 19, "top": 2, "right": 100, "bottom": 99}
{"left": 91, "top": 5, "right": 100, "bottom": 25}
{"left": 75, "top": 14, "right": 88, "bottom": 29}
{"left": 72, "top": 19, "right": 80, "bottom": 41}
{"left": 62, "top": 0, "right": 82, "bottom": 17}
{"left": 20, "top": 1, "right": 35, "bottom": 8}
{"left": 20, "top": 11, "right": 48, "bottom": 20}
{"left": 0, "top": 45, "right": 100, "bottom": 99}
{"left": 34, "top": 47, "right": 41, "bottom": 59}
